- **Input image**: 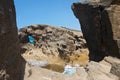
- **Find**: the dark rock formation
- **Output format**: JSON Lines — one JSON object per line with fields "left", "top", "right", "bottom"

{"left": 72, "top": 0, "right": 120, "bottom": 61}
{"left": 0, "top": 0, "right": 25, "bottom": 80}
{"left": 112, "top": 0, "right": 120, "bottom": 4}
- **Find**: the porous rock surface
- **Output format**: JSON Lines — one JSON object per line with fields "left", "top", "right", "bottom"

{"left": 19, "top": 24, "right": 89, "bottom": 65}
{"left": 72, "top": 0, "right": 120, "bottom": 61}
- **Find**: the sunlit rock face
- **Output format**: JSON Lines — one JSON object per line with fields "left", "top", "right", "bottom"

{"left": 0, "top": 0, "right": 24, "bottom": 80}
{"left": 72, "top": 0, "right": 120, "bottom": 61}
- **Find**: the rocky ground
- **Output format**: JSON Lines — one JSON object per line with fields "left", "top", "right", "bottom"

{"left": 1, "top": 0, "right": 120, "bottom": 80}
{"left": 19, "top": 24, "right": 120, "bottom": 80}
{"left": 19, "top": 24, "right": 89, "bottom": 66}
{"left": 23, "top": 56, "right": 120, "bottom": 80}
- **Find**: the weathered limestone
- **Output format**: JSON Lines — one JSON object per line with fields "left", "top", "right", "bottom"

{"left": 104, "top": 56, "right": 120, "bottom": 78}
{"left": 19, "top": 24, "right": 88, "bottom": 66}
{"left": 72, "top": 0, "right": 120, "bottom": 61}
{"left": 0, "top": 0, "right": 25, "bottom": 80}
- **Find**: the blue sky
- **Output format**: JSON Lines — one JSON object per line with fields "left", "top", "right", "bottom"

{"left": 14, "top": 0, "right": 85, "bottom": 30}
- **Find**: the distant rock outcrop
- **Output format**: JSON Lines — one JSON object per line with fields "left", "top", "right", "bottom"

{"left": 19, "top": 24, "right": 88, "bottom": 65}
{"left": 0, "top": 0, "right": 24, "bottom": 80}
{"left": 72, "top": 0, "right": 120, "bottom": 61}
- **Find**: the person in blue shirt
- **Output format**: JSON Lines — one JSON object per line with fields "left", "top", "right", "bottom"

{"left": 28, "top": 34, "right": 35, "bottom": 45}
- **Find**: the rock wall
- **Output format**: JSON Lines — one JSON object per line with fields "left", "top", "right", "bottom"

{"left": 72, "top": 0, "right": 120, "bottom": 61}
{"left": 0, "top": 0, "right": 25, "bottom": 80}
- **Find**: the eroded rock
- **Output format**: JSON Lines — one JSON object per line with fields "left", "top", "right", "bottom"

{"left": 23, "top": 56, "right": 120, "bottom": 80}
{"left": 104, "top": 56, "right": 120, "bottom": 78}
{"left": 0, "top": 0, "right": 25, "bottom": 79}
{"left": 72, "top": 0, "right": 120, "bottom": 61}
{"left": 19, "top": 25, "right": 88, "bottom": 64}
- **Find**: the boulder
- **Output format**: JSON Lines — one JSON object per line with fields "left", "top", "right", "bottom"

{"left": 72, "top": 0, "right": 120, "bottom": 61}
{"left": 0, "top": 0, "right": 25, "bottom": 79}
{"left": 104, "top": 56, "right": 120, "bottom": 78}
{"left": 87, "top": 61, "right": 119, "bottom": 80}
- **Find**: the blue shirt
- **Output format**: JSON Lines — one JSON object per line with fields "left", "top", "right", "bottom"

{"left": 28, "top": 35, "right": 35, "bottom": 44}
